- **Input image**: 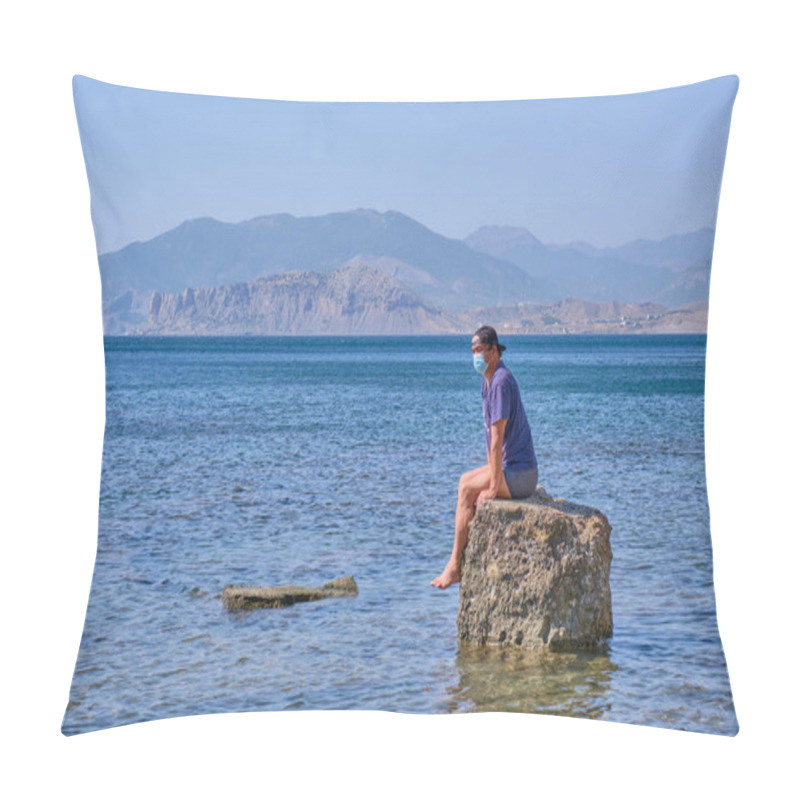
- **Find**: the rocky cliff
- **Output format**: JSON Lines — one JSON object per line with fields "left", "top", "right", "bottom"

{"left": 104, "top": 273, "right": 708, "bottom": 336}
{"left": 142, "top": 263, "right": 462, "bottom": 335}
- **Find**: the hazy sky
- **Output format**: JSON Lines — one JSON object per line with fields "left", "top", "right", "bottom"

{"left": 73, "top": 75, "right": 738, "bottom": 255}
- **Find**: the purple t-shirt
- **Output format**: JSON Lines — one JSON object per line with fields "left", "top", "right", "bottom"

{"left": 482, "top": 360, "right": 537, "bottom": 470}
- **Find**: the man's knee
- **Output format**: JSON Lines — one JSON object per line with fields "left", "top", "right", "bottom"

{"left": 458, "top": 470, "right": 485, "bottom": 501}
{"left": 458, "top": 471, "right": 475, "bottom": 494}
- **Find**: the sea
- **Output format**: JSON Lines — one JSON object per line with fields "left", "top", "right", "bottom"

{"left": 62, "top": 334, "right": 738, "bottom": 735}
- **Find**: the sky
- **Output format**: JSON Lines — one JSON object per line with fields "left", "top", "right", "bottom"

{"left": 73, "top": 75, "right": 739, "bottom": 255}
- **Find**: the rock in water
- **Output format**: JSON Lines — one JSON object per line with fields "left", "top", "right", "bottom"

{"left": 222, "top": 576, "right": 358, "bottom": 610}
{"left": 457, "top": 489, "right": 612, "bottom": 650}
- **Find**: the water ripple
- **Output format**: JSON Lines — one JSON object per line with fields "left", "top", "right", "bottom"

{"left": 63, "top": 335, "right": 736, "bottom": 736}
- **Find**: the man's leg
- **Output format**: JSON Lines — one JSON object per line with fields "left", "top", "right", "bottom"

{"left": 431, "top": 464, "right": 511, "bottom": 589}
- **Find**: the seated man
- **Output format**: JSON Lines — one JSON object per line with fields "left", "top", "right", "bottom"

{"left": 431, "top": 325, "right": 538, "bottom": 589}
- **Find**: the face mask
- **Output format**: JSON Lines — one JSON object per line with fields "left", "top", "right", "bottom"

{"left": 473, "top": 352, "right": 489, "bottom": 375}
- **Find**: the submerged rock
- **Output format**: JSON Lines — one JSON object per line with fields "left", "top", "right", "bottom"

{"left": 222, "top": 575, "right": 358, "bottom": 610}
{"left": 457, "top": 488, "right": 612, "bottom": 650}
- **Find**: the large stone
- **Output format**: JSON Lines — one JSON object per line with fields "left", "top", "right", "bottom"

{"left": 222, "top": 575, "right": 358, "bottom": 610}
{"left": 457, "top": 488, "right": 612, "bottom": 650}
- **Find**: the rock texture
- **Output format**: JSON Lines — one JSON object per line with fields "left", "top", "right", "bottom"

{"left": 222, "top": 575, "right": 358, "bottom": 610}
{"left": 457, "top": 488, "right": 612, "bottom": 650}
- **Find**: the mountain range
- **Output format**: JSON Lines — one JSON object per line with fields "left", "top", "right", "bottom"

{"left": 465, "top": 225, "right": 715, "bottom": 308}
{"left": 99, "top": 209, "right": 716, "bottom": 334}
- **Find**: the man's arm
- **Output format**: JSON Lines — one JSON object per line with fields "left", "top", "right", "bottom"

{"left": 487, "top": 418, "right": 507, "bottom": 497}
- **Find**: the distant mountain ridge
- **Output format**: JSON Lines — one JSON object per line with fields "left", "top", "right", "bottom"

{"left": 99, "top": 209, "right": 717, "bottom": 315}
{"left": 99, "top": 209, "right": 537, "bottom": 312}
{"left": 465, "top": 224, "right": 715, "bottom": 307}
{"left": 104, "top": 263, "right": 708, "bottom": 336}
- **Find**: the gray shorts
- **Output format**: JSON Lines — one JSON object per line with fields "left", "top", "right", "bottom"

{"left": 504, "top": 465, "right": 539, "bottom": 499}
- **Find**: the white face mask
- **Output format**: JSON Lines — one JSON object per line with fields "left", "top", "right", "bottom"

{"left": 473, "top": 352, "right": 489, "bottom": 375}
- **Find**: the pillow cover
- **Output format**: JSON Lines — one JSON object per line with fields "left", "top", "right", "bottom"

{"left": 64, "top": 74, "right": 739, "bottom": 736}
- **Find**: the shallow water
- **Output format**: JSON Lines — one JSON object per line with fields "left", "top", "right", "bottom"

{"left": 63, "top": 335, "right": 737, "bottom": 735}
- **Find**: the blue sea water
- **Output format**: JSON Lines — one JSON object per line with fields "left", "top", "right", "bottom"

{"left": 62, "top": 335, "right": 737, "bottom": 735}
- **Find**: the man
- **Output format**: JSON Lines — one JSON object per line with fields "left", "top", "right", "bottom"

{"left": 431, "top": 325, "right": 538, "bottom": 590}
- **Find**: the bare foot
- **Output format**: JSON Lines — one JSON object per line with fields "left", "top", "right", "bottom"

{"left": 431, "top": 563, "right": 461, "bottom": 589}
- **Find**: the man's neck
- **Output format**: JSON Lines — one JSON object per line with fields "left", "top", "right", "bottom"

{"left": 485, "top": 358, "right": 501, "bottom": 386}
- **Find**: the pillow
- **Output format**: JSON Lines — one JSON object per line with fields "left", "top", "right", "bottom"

{"left": 64, "top": 74, "right": 739, "bottom": 736}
